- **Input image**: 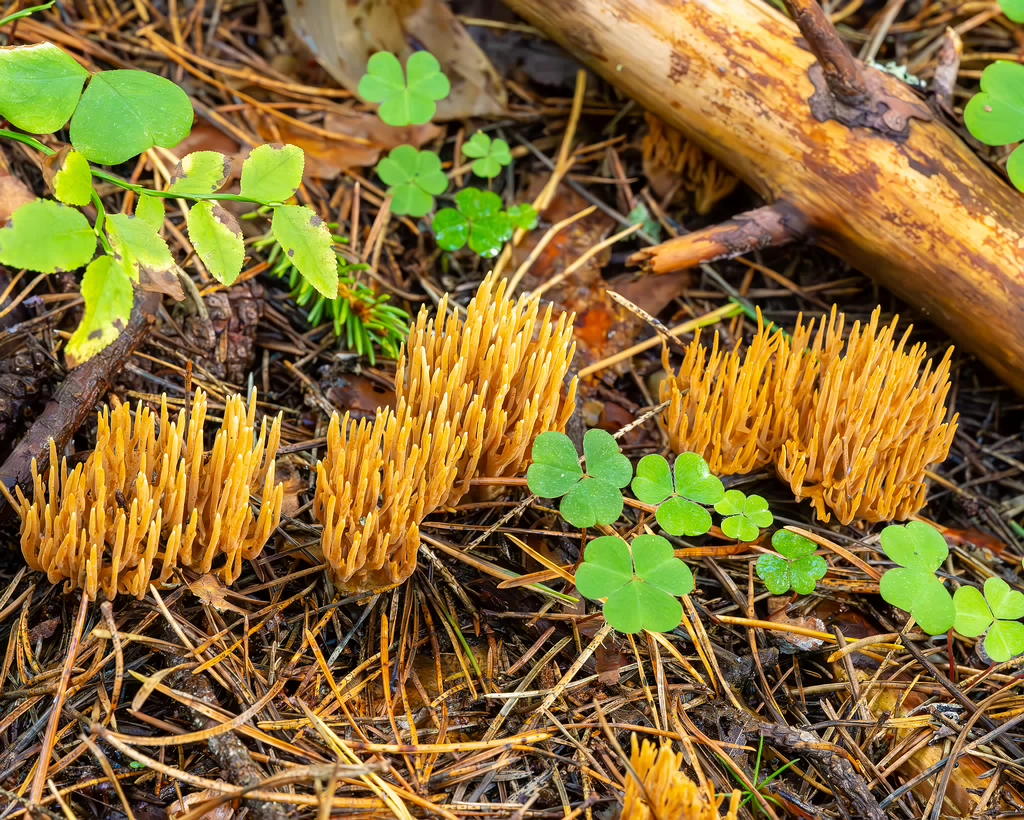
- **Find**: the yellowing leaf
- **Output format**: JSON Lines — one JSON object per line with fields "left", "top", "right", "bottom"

{"left": 66, "top": 255, "right": 133, "bottom": 367}
{"left": 106, "top": 212, "right": 174, "bottom": 283}
{"left": 0, "top": 198, "right": 95, "bottom": 273}
{"left": 187, "top": 201, "right": 245, "bottom": 285}
{"left": 270, "top": 204, "right": 337, "bottom": 298}
{"left": 52, "top": 150, "right": 93, "bottom": 206}
{"left": 135, "top": 194, "right": 165, "bottom": 230}
{"left": 240, "top": 143, "right": 304, "bottom": 203}
{"left": 168, "top": 151, "right": 232, "bottom": 195}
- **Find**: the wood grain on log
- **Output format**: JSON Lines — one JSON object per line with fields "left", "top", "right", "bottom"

{"left": 502, "top": 0, "right": 1024, "bottom": 393}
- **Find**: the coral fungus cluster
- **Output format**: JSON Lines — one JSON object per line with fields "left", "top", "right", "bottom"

{"left": 10, "top": 389, "right": 283, "bottom": 600}
{"left": 660, "top": 307, "right": 957, "bottom": 524}
{"left": 622, "top": 735, "right": 740, "bottom": 820}
{"left": 314, "top": 273, "right": 578, "bottom": 592}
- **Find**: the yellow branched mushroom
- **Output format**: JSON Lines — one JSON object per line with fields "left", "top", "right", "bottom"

{"left": 622, "top": 735, "right": 740, "bottom": 820}
{"left": 314, "top": 398, "right": 465, "bottom": 593}
{"left": 660, "top": 316, "right": 782, "bottom": 475}
{"left": 10, "top": 389, "right": 283, "bottom": 600}
{"left": 776, "top": 308, "right": 957, "bottom": 524}
{"left": 396, "top": 273, "right": 578, "bottom": 506}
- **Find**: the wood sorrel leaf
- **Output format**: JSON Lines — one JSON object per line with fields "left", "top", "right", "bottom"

{"left": 604, "top": 580, "right": 682, "bottom": 634}
{"left": 984, "top": 577, "right": 1024, "bottom": 621}
{"left": 632, "top": 534, "right": 694, "bottom": 596}
{"left": 756, "top": 554, "right": 793, "bottom": 595}
{"left": 526, "top": 431, "right": 582, "bottom": 498}
{"left": 771, "top": 529, "right": 817, "bottom": 559}
{"left": 582, "top": 429, "right": 632, "bottom": 488}
{"left": 964, "top": 62, "right": 1024, "bottom": 147}
{"left": 560, "top": 477, "right": 623, "bottom": 528}
{"left": 240, "top": 143, "right": 304, "bottom": 204}
{"left": 985, "top": 619, "right": 1024, "bottom": 663}
{"left": 631, "top": 454, "right": 673, "bottom": 505}
{"left": 0, "top": 199, "right": 95, "bottom": 273}
{"left": 70, "top": 70, "right": 193, "bottom": 165}
{"left": 656, "top": 497, "right": 711, "bottom": 537}
{"left": 880, "top": 521, "right": 948, "bottom": 572}
{"left": 432, "top": 208, "right": 469, "bottom": 252}
{"left": 673, "top": 453, "right": 724, "bottom": 504}
{"left": 187, "top": 201, "right": 245, "bottom": 286}
{"left": 953, "top": 585, "right": 993, "bottom": 638}
{"left": 575, "top": 535, "right": 632, "bottom": 599}
{"left": 462, "top": 132, "right": 513, "bottom": 179}
{"left": 790, "top": 555, "right": 827, "bottom": 595}
{"left": 271, "top": 204, "right": 337, "bottom": 298}
{"left": 358, "top": 51, "right": 450, "bottom": 127}
{"left": 376, "top": 145, "right": 448, "bottom": 217}
{"left": 0, "top": 43, "right": 88, "bottom": 134}
{"left": 168, "top": 151, "right": 232, "bottom": 195}
{"left": 66, "top": 255, "right": 133, "bottom": 367}
{"left": 880, "top": 567, "right": 954, "bottom": 635}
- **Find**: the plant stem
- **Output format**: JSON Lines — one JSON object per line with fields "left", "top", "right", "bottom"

{"left": 90, "top": 191, "right": 113, "bottom": 254}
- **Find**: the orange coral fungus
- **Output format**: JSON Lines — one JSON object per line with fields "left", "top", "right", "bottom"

{"left": 395, "top": 273, "right": 578, "bottom": 506}
{"left": 622, "top": 735, "right": 740, "bottom": 820}
{"left": 660, "top": 316, "right": 783, "bottom": 475}
{"left": 776, "top": 308, "right": 957, "bottom": 524}
{"left": 314, "top": 398, "right": 465, "bottom": 593}
{"left": 11, "top": 389, "right": 283, "bottom": 600}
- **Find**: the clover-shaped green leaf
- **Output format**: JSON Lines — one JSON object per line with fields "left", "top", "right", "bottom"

{"left": 433, "top": 188, "right": 513, "bottom": 258}
{"left": 376, "top": 145, "right": 448, "bottom": 217}
{"left": 1001, "top": 0, "right": 1024, "bottom": 23}
{"left": 462, "top": 131, "right": 513, "bottom": 179}
{"left": 526, "top": 429, "right": 631, "bottom": 528}
{"left": 879, "top": 521, "right": 953, "bottom": 636}
{"left": 575, "top": 534, "right": 693, "bottom": 634}
{"left": 964, "top": 62, "right": 1024, "bottom": 192}
{"left": 954, "top": 578, "right": 1024, "bottom": 662}
{"left": 756, "top": 530, "right": 828, "bottom": 595}
{"left": 358, "top": 51, "right": 450, "bottom": 127}
{"left": 714, "top": 490, "right": 772, "bottom": 542}
{"left": 632, "top": 453, "right": 724, "bottom": 537}
{"left": 507, "top": 203, "right": 539, "bottom": 231}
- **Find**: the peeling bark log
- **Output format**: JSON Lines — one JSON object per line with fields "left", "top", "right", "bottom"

{"left": 503, "top": 0, "right": 1024, "bottom": 394}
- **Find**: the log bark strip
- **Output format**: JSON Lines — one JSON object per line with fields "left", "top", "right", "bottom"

{"left": 502, "top": 0, "right": 1024, "bottom": 394}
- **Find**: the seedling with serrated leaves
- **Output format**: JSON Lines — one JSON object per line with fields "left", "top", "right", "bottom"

{"left": 631, "top": 452, "right": 724, "bottom": 536}
{"left": 357, "top": 51, "right": 451, "bottom": 127}
{"left": 756, "top": 530, "right": 828, "bottom": 595}
{"left": 964, "top": 62, "right": 1024, "bottom": 192}
{"left": 527, "top": 430, "right": 632, "bottom": 528}
{"left": 0, "top": 8, "right": 350, "bottom": 368}
{"left": 954, "top": 578, "right": 1024, "bottom": 662}
{"left": 376, "top": 146, "right": 449, "bottom": 217}
{"left": 575, "top": 534, "right": 694, "bottom": 633}
{"left": 714, "top": 490, "right": 773, "bottom": 542}
{"left": 878, "top": 521, "right": 954, "bottom": 636}
{"left": 462, "top": 132, "right": 513, "bottom": 179}
{"left": 433, "top": 189, "right": 514, "bottom": 258}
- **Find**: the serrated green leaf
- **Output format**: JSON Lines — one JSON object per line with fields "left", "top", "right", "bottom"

{"left": 632, "top": 534, "right": 693, "bottom": 596}
{"left": 168, "top": 151, "right": 231, "bottom": 195}
{"left": 985, "top": 619, "right": 1024, "bottom": 662}
{"left": 790, "top": 554, "right": 827, "bottom": 595}
{"left": 674, "top": 453, "right": 724, "bottom": 504}
{"left": 0, "top": 199, "right": 95, "bottom": 273}
{"left": 240, "top": 143, "right": 304, "bottom": 204}
{"left": 985, "top": 577, "right": 1024, "bottom": 621}
{"left": 433, "top": 208, "right": 469, "bottom": 252}
{"left": 953, "top": 585, "right": 993, "bottom": 638}
{"left": 656, "top": 497, "right": 711, "bottom": 537}
{"left": 560, "top": 477, "right": 623, "bottom": 528}
{"left": 527, "top": 431, "right": 583, "bottom": 498}
{"left": 756, "top": 554, "right": 793, "bottom": 595}
{"left": 0, "top": 43, "right": 89, "bottom": 134}
{"left": 70, "top": 70, "right": 193, "bottom": 165}
{"left": 880, "top": 521, "right": 949, "bottom": 572}
{"left": 575, "top": 535, "right": 632, "bottom": 599}
{"left": 377, "top": 145, "right": 447, "bottom": 217}
{"left": 715, "top": 489, "right": 746, "bottom": 517}
{"left": 632, "top": 454, "right": 674, "bottom": 505}
{"left": 187, "top": 201, "right": 245, "bottom": 286}
{"left": 358, "top": 51, "right": 450, "bottom": 127}
{"left": 135, "top": 195, "right": 164, "bottom": 230}
{"left": 772, "top": 530, "right": 817, "bottom": 559}
{"left": 582, "top": 429, "right": 632, "bottom": 488}
{"left": 271, "top": 205, "right": 337, "bottom": 298}
{"left": 52, "top": 150, "right": 93, "bottom": 206}
{"left": 507, "top": 203, "right": 538, "bottom": 231}
{"left": 106, "top": 212, "right": 173, "bottom": 283}
{"left": 66, "top": 255, "right": 133, "bottom": 367}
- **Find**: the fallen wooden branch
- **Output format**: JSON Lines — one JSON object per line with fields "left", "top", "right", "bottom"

{"left": 503, "top": 0, "right": 1024, "bottom": 394}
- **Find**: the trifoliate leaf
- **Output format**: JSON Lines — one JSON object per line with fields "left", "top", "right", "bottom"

{"left": 715, "top": 490, "right": 771, "bottom": 542}
{"left": 953, "top": 585, "right": 993, "bottom": 638}
{"left": 187, "top": 201, "right": 245, "bottom": 286}
{"left": 985, "top": 619, "right": 1024, "bottom": 663}
{"left": 674, "top": 453, "right": 725, "bottom": 504}
{"left": 0, "top": 43, "right": 89, "bottom": 133}
{"left": 168, "top": 151, "right": 232, "bottom": 195}
{"left": 985, "top": 577, "right": 1024, "bottom": 621}
{"left": 0, "top": 199, "right": 95, "bottom": 273}
{"left": 632, "top": 454, "right": 674, "bottom": 505}
{"left": 880, "top": 567, "right": 954, "bottom": 635}
{"left": 527, "top": 431, "right": 583, "bottom": 498}
{"left": 51, "top": 149, "right": 93, "bottom": 207}
{"left": 604, "top": 580, "right": 682, "bottom": 634}
{"left": 632, "top": 534, "right": 694, "bottom": 596}
{"left": 582, "top": 429, "right": 632, "bottom": 489}
{"left": 376, "top": 145, "right": 448, "bottom": 217}
{"left": 271, "top": 204, "right": 337, "bottom": 298}
{"left": 656, "top": 497, "right": 712, "bottom": 537}
{"left": 560, "top": 477, "right": 623, "bottom": 528}
{"left": 432, "top": 208, "right": 469, "bottom": 252}
{"left": 240, "top": 143, "right": 304, "bottom": 204}
{"left": 771, "top": 529, "right": 817, "bottom": 559}
{"left": 507, "top": 203, "right": 538, "bottom": 231}
{"left": 66, "top": 255, "right": 133, "bottom": 367}
{"left": 70, "top": 70, "right": 193, "bottom": 165}
{"left": 358, "top": 51, "right": 451, "bottom": 127}
{"left": 575, "top": 535, "right": 633, "bottom": 599}
{"left": 880, "top": 521, "right": 949, "bottom": 573}
{"left": 462, "top": 131, "right": 513, "bottom": 179}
